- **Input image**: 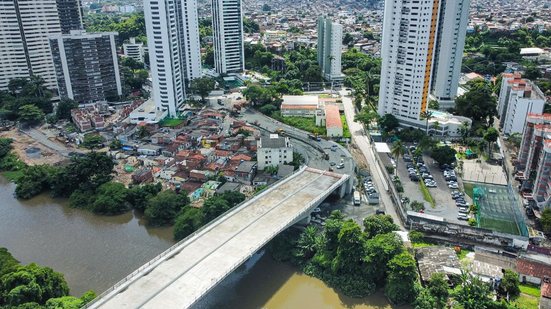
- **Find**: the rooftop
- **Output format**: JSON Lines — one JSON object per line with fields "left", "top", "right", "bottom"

{"left": 281, "top": 95, "right": 319, "bottom": 106}
{"left": 260, "top": 135, "right": 289, "bottom": 149}
{"left": 325, "top": 104, "right": 342, "bottom": 129}
{"left": 516, "top": 258, "right": 551, "bottom": 278}
{"left": 416, "top": 246, "right": 461, "bottom": 282}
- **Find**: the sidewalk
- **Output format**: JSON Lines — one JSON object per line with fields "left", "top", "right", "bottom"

{"left": 339, "top": 90, "right": 405, "bottom": 230}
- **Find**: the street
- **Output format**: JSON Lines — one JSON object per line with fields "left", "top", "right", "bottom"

{"left": 339, "top": 90, "right": 406, "bottom": 230}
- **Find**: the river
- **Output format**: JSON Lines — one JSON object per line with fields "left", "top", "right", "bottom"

{"left": 0, "top": 176, "right": 400, "bottom": 308}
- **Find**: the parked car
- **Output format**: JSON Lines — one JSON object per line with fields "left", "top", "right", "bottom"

{"left": 457, "top": 214, "right": 469, "bottom": 221}
{"left": 458, "top": 207, "right": 469, "bottom": 214}
{"left": 336, "top": 163, "right": 344, "bottom": 169}
{"left": 376, "top": 209, "right": 386, "bottom": 215}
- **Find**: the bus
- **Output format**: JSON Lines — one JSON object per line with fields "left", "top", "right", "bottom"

{"left": 353, "top": 191, "right": 361, "bottom": 206}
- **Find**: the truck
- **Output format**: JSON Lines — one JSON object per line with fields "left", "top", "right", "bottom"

{"left": 353, "top": 191, "right": 361, "bottom": 206}
{"left": 275, "top": 128, "right": 285, "bottom": 135}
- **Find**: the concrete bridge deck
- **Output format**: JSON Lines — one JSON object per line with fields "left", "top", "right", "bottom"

{"left": 87, "top": 167, "right": 349, "bottom": 308}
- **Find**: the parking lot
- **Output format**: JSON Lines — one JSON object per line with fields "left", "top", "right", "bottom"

{"left": 393, "top": 146, "right": 471, "bottom": 225}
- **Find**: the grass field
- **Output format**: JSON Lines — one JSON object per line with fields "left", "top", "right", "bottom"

{"left": 419, "top": 181, "right": 436, "bottom": 208}
{"left": 281, "top": 116, "right": 326, "bottom": 136}
{"left": 463, "top": 182, "right": 474, "bottom": 198}
{"left": 159, "top": 118, "right": 185, "bottom": 127}
{"left": 341, "top": 115, "right": 351, "bottom": 139}
{"left": 2, "top": 170, "right": 24, "bottom": 182}
{"left": 513, "top": 294, "right": 539, "bottom": 309}
{"left": 520, "top": 284, "right": 541, "bottom": 297}
{"left": 479, "top": 217, "right": 521, "bottom": 235}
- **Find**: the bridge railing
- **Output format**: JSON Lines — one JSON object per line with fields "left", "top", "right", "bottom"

{"left": 83, "top": 166, "right": 309, "bottom": 309}
{"left": 185, "top": 172, "right": 350, "bottom": 307}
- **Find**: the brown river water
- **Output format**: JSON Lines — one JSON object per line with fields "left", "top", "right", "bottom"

{"left": 0, "top": 176, "right": 402, "bottom": 308}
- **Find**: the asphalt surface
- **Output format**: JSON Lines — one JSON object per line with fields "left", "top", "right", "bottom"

{"left": 240, "top": 109, "right": 355, "bottom": 177}
{"left": 21, "top": 128, "right": 84, "bottom": 157}
{"left": 339, "top": 89, "right": 405, "bottom": 230}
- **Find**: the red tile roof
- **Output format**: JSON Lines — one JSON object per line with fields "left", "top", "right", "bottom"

{"left": 516, "top": 259, "right": 551, "bottom": 278}
{"left": 542, "top": 282, "right": 551, "bottom": 299}
{"left": 325, "top": 104, "right": 342, "bottom": 129}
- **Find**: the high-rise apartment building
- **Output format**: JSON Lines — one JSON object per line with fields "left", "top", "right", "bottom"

{"left": 49, "top": 30, "right": 122, "bottom": 104}
{"left": 212, "top": 0, "right": 245, "bottom": 74}
{"left": 123, "top": 38, "right": 145, "bottom": 63}
{"left": 497, "top": 72, "right": 545, "bottom": 135}
{"left": 317, "top": 17, "right": 344, "bottom": 82}
{"left": 0, "top": 0, "right": 83, "bottom": 91}
{"left": 516, "top": 114, "right": 551, "bottom": 208}
{"left": 145, "top": 0, "right": 202, "bottom": 117}
{"left": 56, "top": 0, "right": 83, "bottom": 34}
{"left": 377, "top": 0, "right": 470, "bottom": 127}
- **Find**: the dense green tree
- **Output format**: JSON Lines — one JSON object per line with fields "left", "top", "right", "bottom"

{"left": 55, "top": 99, "right": 78, "bottom": 121}
{"left": 82, "top": 134, "right": 105, "bottom": 149}
{"left": 295, "top": 226, "right": 320, "bottom": 260}
{"left": 190, "top": 77, "right": 216, "bottom": 103}
{"left": 127, "top": 183, "right": 163, "bottom": 211}
{"left": 498, "top": 269, "right": 520, "bottom": 299}
{"left": 428, "top": 100, "right": 440, "bottom": 110}
{"left": 243, "top": 18, "right": 260, "bottom": 34}
{"left": 144, "top": 190, "right": 189, "bottom": 226}
{"left": 15, "top": 165, "right": 57, "bottom": 199}
{"left": 414, "top": 287, "right": 437, "bottom": 309}
{"left": 363, "top": 215, "right": 398, "bottom": 239}
{"left": 242, "top": 84, "right": 280, "bottom": 106}
{"left": 408, "top": 230, "right": 424, "bottom": 243}
{"left": 354, "top": 108, "right": 379, "bottom": 130}
{"left": 322, "top": 211, "right": 345, "bottom": 257}
{"left": 18, "top": 105, "right": 44, "bottom": 126}
{"left": 45, "top": 290, "right": 95, "bottom": 309}
{"left": 453, "top": 272, "right": 493, "bottom": 309}
{"left": 540, "top": 208, "right": 551, "bottom": 233}
{"left": 431, "top": 146, "right": 457, "bottom": 165}
{"left": 202, "top": 196, "right": 230, "bottom": 222}
{"left": 364, "top": 232, "right": 403, "bottom": 283}
{"left": 0, "top": 263, "right": 69, "bottom": 306}
{"left": 427, "top": 273, "right": 449, "bottom": 308}
{"left": 385, "top": 252, "right": 418, "bottom": 304}
{"left": 455, "top": 80, "right": 497, "bottom": 126}
{"left": 379, "top": 114, "right": 400, "bottom": 133}
{"left": 219, "top": 191, "right": 246, "bottom": 206}
{"left": 343, "top": 33, "right": 354, "bottom": 46}
{"left": 484, "top": 127, "right": 499, "bottom": 156}
{"left": 173, "top": 207, "right": 205, "bottom": 241}
{"left": 92, "top": 182, "right": 130, "bottom": 215}
{"left": 0, "top": 248, "right": 19, "bottom": 277}
{"left": 0, "top": 138, "right": 13, "bottom": 159}
{"left": 50, "top": 152, "right": 114, "bottom": 198}
{"left": 332, "top": 221, "right": 365, "bottom": 274}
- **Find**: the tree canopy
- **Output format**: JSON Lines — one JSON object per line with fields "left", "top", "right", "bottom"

{"left": 430, "top": 146, "right": 457, "bottom": 165}
{"left": 455, "top": 80, "right": 497, "bottom": 127}
{"left": 145, "top": 190, "right": 190, "bottom": 226}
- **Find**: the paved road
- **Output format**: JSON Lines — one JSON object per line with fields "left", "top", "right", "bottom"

{"left": 21, "top": 128, "right": 84, "bottom": 157}
{"left": 339, "top": 90, "right": 405, "bottom": 230}
{"left": 240, "top": 109, "right": 355, "bottom": 177}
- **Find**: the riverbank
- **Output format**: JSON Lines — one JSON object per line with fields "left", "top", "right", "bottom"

{"left": 196, "top": 251, "right": 404, "bottom": 309}
{"left": 0, "top": 176, "right": 174, "bottom": 295}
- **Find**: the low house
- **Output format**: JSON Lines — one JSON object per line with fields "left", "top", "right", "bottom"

{"left": 416, "top": 247, "right": 461, "bottom": 283}
{"left": 216, "top": 182, "right": 241, "bottom": 194}
{"left": 189, "top": 170, "right": 211, "bottom": 182}
{"left": 540, "top": 280, "right": 551, "bottom": 309}
{"left": 132, "top": 168, "right": 153, "bottom": 184}
{"left": 137, "top": 144, "right": 162, "bottom": 156}
{"left": 517, "top": 258, "right": 551, "bottom": 285}
{"left": 325, "top": 104, "right": 343, "bottom": 137}
{"left": 280, "top": 95, "right": 319, "bottom": 118}
{"left": 235, "top": 161, "right": 257, "bottom": 184}
{"left": 159, "top": 166, "right": 178, "bottom": 180}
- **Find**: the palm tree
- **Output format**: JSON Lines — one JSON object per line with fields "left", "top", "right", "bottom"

{"left": 420, "top": 110, "right": 434, "bottom": 134}
{"left": 391, "top": 140, "right": 405, "bottom": 172}
{"left": 432, "top": 121, "right": 441, "bottom": 136}
{"left": 296, "top": 225, "right": 319, "bottom": 259}
{"left": 459, "top": 121, "right": 470, "bottom": 144}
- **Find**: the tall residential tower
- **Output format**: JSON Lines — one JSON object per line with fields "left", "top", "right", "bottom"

{"left": 377, "top": 0, "right": 471, "bottom": 127}
{"left": 50, "top": 30, "right": 122, "bottom": 104}
{"left": 212, "top": 0, "right": 245, "bottom": 74}
{"left": 0, "top": 0, "right": 83, "bottom": 90}
{"left": 317, "top": 17, "right": 344, "bottom": 82}
{"left": 144, "top": 0, "right": 202, "bottom": 117}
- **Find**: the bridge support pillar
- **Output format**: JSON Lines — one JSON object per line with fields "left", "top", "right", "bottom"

{"left": 297, "top": 215, "right": 311, "bottom": 225}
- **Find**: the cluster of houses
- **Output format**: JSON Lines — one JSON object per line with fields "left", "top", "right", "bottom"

{"left": 416, "top": 245, "right": 551, "bottom": 307}
{"left": 110, "top": 108, "right": 296, "bottom": 203}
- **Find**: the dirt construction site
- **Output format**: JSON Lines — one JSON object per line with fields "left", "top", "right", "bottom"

{"left": 0, "top": 129, "right": 66, "bottom": 166}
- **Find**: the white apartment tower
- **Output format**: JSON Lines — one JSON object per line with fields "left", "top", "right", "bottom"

{"left": 212, "top": 0, "right": 245, "bottom": 74}
{"left": 317, "top": 17, "right": 344, "bottom": 82}
{"left": 377, "top": 0, "right": 471, "bottom": 127}
{"left": 0, "top": 0, "right": 83, "bottom": 91}
{"left": 144, "top": 0, "right": 202, "bottom": 117}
